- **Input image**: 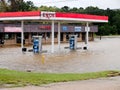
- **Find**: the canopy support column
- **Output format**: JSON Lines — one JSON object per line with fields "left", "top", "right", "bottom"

{"left": 51, "top": 20, "right": 55, "bottom": 53}
{"left": 21, "top": 20, "right": 24, "bottom": 50}
{"left": 58, "top": 22, "right": 61, "bottom": 50}
{"left": 85, "top": 22, "right": 89, "bottom": 49}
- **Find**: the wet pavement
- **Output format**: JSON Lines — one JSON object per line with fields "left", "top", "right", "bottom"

{"left": 0, "top": 37, "right": 120, "bottom": 73}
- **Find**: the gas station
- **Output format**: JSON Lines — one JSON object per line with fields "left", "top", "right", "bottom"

{"left": 0, "top": 11, "right": 108, "bottom": 53}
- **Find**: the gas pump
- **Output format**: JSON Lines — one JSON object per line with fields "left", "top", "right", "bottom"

{"left": 69, "top": 35, "right": 77, "bottom": 50}
{"left": 33, "top": 36, "right": 42, "bottom": 53}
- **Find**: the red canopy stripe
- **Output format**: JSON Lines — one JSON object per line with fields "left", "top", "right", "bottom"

{"left": 56, "top": 12, "right": 108, "bottom": 20}
{"left": 0, "top": 11, "right": 108, "bottom": 21}
{"left": 0, "top": 11, "right": 40, "bottom": 17}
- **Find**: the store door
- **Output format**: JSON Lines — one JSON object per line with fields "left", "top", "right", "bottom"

{"left": 16, "top": 33, "right": 25, "bottom": 44}
{"left": 16, "top": 33, "right": 21, "bottom": 43}
{"left": 60, "top": 33, "right": 63, "bottom": 41}
{"left": 82, "top": 33, "right": 86, "bottom": 41}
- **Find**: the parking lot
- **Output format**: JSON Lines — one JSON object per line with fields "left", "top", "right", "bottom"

{"left": 0, "top": 37, "right": 120, "bottom": 73}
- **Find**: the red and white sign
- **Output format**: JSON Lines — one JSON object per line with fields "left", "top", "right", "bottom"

{"left": 4, "top": 27, "right": 22, "bottom": 32}
{"left": 38, "top": 25, "right": 51, "bottom": 30}
{"left": 0, "top": 11, "right": 108, "bottom": 22}
{"left": 41, "top": 11, "right": 55, "bottom": 19}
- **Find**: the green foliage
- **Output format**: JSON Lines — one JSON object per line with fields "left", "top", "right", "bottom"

{"left": 112, "top": 13, "right": 120, "bottom": 34}
{"left": 98, "top": 24, "right": 118, "bottom": 35}
{"left": 0, "top": 0, "right": 9, "bottom": 12}
{"left": 18, "top": 1, "right": 37, "bottom": 11}
{"left": 38, "top": 6, "right": 60, "bottom": 12}
{"left": 0, "top": 0, "right": 37, "bottom": 12}
{"left": 61, "top": 6, "right": 70, "bottom": 12}
{"left": 0, "top": 69, "right": 119, "bottom": 88}
{"left": 0, "top": 1, "right": 120, "bottom": 35}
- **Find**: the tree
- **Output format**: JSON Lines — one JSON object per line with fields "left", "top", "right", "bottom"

{"left": 110, "top": 25, "right": 117, "bottom": 35}
{"left": 0, "top": 0, "right": 37, "bottom": 12}
{"left": 0, "top": 3, "right": 120, "bottom": 35}
{"left": 0, "top": 0, "right": 24, "bottom": 11}
{"left": 0, "top": 0, "right": 9, "bottom": 11}
{"left": 19, "top": 1, "right": 37, "bottom": 11}
{"left": 97, "top": 23, "right": 118, "bottom": 35}
{"left": 61, "top": 6, "right": 70, "bottom": 12}
{"left": 78, "top": 7, "right": 84, "bottom": 14}
{"left": 9, "top": 0, "right": 19, "bottom": 11}
{"left": 112, "top": 13, "right": 120, "bottom": 34}
{"left": 70, "top": 7, "right": 78, "bottom": 13}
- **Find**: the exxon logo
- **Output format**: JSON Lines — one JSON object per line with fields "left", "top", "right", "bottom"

{"left": 41, "top": 11, "right": 55, "bottom": 19}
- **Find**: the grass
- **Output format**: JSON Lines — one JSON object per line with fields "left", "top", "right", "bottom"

{"left": 0, "top": 68, "right": 120, "bottom": 88}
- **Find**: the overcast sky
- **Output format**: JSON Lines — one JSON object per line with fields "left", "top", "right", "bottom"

{"left": 25, "top": 0, "right": 120, "bottom": 9}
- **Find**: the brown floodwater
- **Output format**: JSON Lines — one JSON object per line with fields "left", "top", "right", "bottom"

{"left": 0, "top": 37, "right": 120, "bottom": 73}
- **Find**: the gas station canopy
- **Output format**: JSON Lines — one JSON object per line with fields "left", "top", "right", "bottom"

{"left": 0, "top": 11, "right": 108, "bottom": 22}
{"left": 0, "top": 11, "right": 108, "bottom": 53}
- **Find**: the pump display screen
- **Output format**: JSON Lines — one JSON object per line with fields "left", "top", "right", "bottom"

{"left": 69, "top": 37, "right": 75, "bottom": 50}
{"left": 33, "top": 39, "right": 39, "bottom": 53}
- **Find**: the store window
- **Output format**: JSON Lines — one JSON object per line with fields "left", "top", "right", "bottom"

{"left": 66, "top": 33, "right": 69, "bottom": 41}
{"left": 4, "top": 33, "right": 14, "bottom": 40}
{"left": 46, "top": 32, "right": 50, "bottom": 38}
{"left": 75, "top": 32, "right": 80, "bottom": 38}
{"left": 31, "top": 32, "right": 37, "bottom": 37}
{"left": 24, "top": 33, "right": 29, "bottom": 39}
{"left": 54, "top": 32, "right": 57, "bottom": 38}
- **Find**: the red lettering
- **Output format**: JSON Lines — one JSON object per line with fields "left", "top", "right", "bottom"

{"left": 38, "top": 25, "right": 51, "bottom": 30}
{"left": 42, "top": 12, "right": 55, "bottom": 19}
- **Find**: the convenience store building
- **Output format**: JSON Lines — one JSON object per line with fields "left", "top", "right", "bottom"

{"left": 0, "top": 11, "right": 108, "bottom": 52}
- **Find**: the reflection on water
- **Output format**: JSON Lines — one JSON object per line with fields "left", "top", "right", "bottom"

{"left": 0, "top": 38, "right": 120, "bottom": 73}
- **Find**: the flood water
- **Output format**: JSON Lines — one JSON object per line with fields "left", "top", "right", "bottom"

{"left": 0, "top": 37, "right": 120, "bottom": 73}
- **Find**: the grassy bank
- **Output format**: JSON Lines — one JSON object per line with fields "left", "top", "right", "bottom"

{"left": 0, "top": 69, "right": 120, "bottom": 88}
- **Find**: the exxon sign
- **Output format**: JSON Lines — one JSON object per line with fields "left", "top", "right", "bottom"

{"left": 41, "top": 11, "right": 56, "bottom": 19}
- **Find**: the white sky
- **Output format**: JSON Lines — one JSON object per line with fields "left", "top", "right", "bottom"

{"left": 25, "top": 0, "right": 120, "bottom": 9}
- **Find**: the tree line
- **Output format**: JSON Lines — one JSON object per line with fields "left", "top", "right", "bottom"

{"left": 0, "top": 0, "right": 120, "bottom": 35}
